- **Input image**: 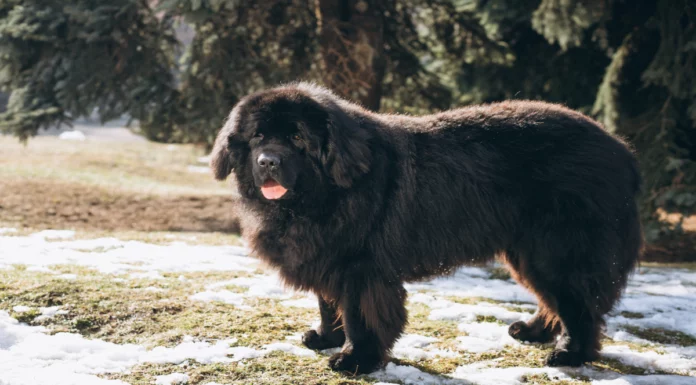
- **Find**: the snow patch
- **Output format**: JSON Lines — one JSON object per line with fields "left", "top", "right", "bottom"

{"left": 601, "top": 345, "right": 696, "bottom": 375}
{"left": 31, "top": 230, "right": 75, "bottom": 240}
{"left": 187, "top": 165, "right": 210, "bottom": 174}
{"left": 280, "top": 297, "right": 317, "bottom": 309}
{"left": 189, "top": 290, "right": 249, "bottom": 309}
{"left": 371, "top": 362, "right": 463, "bottom": 385}
{"left": 155, "top": 373, "right": 189, "bottom": 385}
{"left": 428, "top": 301, "right": 531, "bottom": 324}
{"left": 392, "top": 334, "right": 457, "bottom": 361}
{"left": 35, "top": 306, "right": 68, "bottom": 321}
{"left": 56, "top": 274, "right": 77, "bottom": 280}
{"left": 456, "top": 322, "right": 519, "bottom": 353}
{"left": 0, "top": 232, "right": 256, "bottom": 275}
{"left": 58, "top": 130, "right": 86, "bottom": 141}
{"left": 0, "top": 312, "right": 315, "bottom": 385}
{"left": 129, "top": 271, "right": 164, "bottom": 280}
{"left": 451, "top": 361, "right": 572, "bottom": 385}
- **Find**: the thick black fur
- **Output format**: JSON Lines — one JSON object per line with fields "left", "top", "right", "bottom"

{"left": 210, "top": 83, "right": 643, "bottom": 374}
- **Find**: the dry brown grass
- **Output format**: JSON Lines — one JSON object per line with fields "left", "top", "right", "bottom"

{"left": 0, "top": 136, "right": 240, "bottom": 233}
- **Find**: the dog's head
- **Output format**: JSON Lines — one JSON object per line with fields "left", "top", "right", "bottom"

{"left": 210, "top": 84, "right": 373, "bottom": 204}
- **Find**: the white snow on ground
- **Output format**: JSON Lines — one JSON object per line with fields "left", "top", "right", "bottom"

{"left": 190, "top": 290, "right": 249, "bottom": 309}
{"left": 208, "top": 274, "right": 292, "bottom": 298}
{"left": 34, "top": 306, "right": 69, "bottom": 321}
{"left": 1, "top": 231, "right": 696, "bottom": 384}
{"left": 31, "top": 229, "right": 76, "bottom": 240}
{"left": 456, "top": 322, "right": 520, "bottom": 353}
{"left": 405, "top": 266, "right": 536, "bottom": 303}
{"left": 56, "top": 273, "right": 77, "bottom": 280}
{"left": 191, "top": 273, "right": 315, "bottom": 309}
{"left": 197, "top": 155, "right": 212, "bottom": 164}
{"left": 58, "top": 130, "right": 87, "bottom": 141}
{"left": 451, "top": 361, "right": 574, "bottom": 385}
{"left": 602, "top": 345, "right": 696, "bottom": 375}
{"left": 0, "top": 234, "right": 256, "bottom": 275}
{"left": 392, "top": 334, "right": 458, "bottom": 360}
{"left": 186, "top": 165, "right": 210, "bottom": 174}
{"left": 154, "top": 373, "right": 189, "bottom": 385}
{"left": 10, "top": 305, "right": 67, "bottom": 321}
{"left": 0, "top": 311, "right": 315, "bottom": 385}
{"left": 427, "top": 300, "right": 531, "bottom": 324}
{"left": 372, "top": 362, "right": 464, "bottom": 385}
{"left": 280, "top": 297, "right": 318, "bottom": 308}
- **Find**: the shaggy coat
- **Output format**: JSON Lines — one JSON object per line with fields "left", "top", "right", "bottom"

{"left": 211, "top": 83, "right": 643, "bottom": 374}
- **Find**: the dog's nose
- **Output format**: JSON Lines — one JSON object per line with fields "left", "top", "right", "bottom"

{"left": 257, "top": 153, "right": 281, "bottom": 169}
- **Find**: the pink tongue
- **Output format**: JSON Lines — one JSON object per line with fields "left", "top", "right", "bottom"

{"left": 261, "top": 181, "right": 287, "bottom": 199}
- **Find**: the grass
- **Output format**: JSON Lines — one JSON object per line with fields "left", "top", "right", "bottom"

{"left": 5, "top": 266, "right": 672, "bottom": 381}
{"left": 0, "top": 137, "right": 240, "bottom": 233}
{"left": 624, "top": 325, "right": 696, "bottom": 347}
{"left": 1, "top": 242, "right": 693, "bottom": 384}
{"left": 0, "top": 136, "right": 226, "bottom": 195}
{"left": 620, "top": 311, "right": 645, "bottom": 319}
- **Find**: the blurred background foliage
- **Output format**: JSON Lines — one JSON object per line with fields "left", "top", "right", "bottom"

{"left": 0, "top": 0, "right": 695, "bottom": 248}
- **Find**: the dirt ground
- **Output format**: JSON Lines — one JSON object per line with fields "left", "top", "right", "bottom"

{"left": 0, "top": 179, "right": 240, "bottom": 233}
{"left": 0, "top": 136, "right": 241, "bottom": 234}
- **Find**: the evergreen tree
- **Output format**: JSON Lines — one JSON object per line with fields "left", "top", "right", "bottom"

{"left": 150, "top": 0, "right": 505, "bottom": 143}
{"left": 457, "top": 0, "right": 696, "bottom": 242}
{"left": 0, "top": 0, "right": 178, "bottom": 141}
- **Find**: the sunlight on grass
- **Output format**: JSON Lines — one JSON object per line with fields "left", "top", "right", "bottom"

{"left": 0, "top": 136, "right": 228, "bottom": 196}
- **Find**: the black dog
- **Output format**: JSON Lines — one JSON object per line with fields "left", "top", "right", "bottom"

{"left": 210, "top": 83, "right": 642, "bottom": 374}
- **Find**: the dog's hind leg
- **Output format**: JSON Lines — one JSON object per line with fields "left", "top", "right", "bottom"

{"left": 544, "top": 287, "right": 604, "bottom": 367}
{"left": 503, "top": 251, "right": 562, "bottom": 344}
{"left": 328, "top": 277, "right": 407, "bottom": 374}
{"left": 302, "top": 295, "right": 345, "bottom": 350}
{"left": 520, "top": 218, "right": 638, "bottom": 367}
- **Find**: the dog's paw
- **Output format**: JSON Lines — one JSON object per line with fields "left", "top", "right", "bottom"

{"left": 302, "top": 329, "right": 344, "bottom": 350}
{"left": 508, "top": 321, "right": 555, "bottom": 343}
{"left": 507, "top": 321, "right": 529, "bottom": 340}
{"left": 545, "top": 349, "right": 587, "bottom": 367}
{"left": 328, "top": 351, "right": 381, "bottom": 374}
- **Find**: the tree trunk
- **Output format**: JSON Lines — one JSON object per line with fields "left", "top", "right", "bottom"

{"left": 316, "top": 0, "right": 385, "bottom": 111}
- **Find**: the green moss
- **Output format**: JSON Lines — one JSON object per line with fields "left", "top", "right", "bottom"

{"left": 592, "top": 357, "right": 663, "bottom": 375}
{"left": 624, "top": 326, "right": 696, "bottom": 346}
{"left": 488, "top": 267, "right": 512, "bottom": 281}
{"left": 475, "top": 315, "right": 504, "bottom": 324}
{"left": 13, "top": 308, "right": 40, "bottom": 323}
{"left": 405, "top": 303, "right": 461, "bottom": 344}
{"left": 620, "top": 311, "right": 644, "bottom": 319}
{"left": 520, "top": 373, "right": 586, "bottom": 384}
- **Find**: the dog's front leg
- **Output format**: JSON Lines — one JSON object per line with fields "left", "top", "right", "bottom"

{"left": 302, "top": 295, "right": 345, "bottom": 350}
{"left": 328, "top": 278, "right": 407, "bottom": 374}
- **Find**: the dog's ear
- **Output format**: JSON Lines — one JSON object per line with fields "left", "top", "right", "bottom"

{"left": 210, "top": 134, "right": 233, "bottom": 181}
{"left": 210, "top": 109, "right": 241, "bottom": 181}
{"left": 322, "top": 104, "right": 373, "bottom": 188}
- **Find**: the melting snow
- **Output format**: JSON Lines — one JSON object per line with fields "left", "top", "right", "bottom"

{"left": 0, "top": 234, "right": 256, "bottom": 275}
{"left": 1, "top": 231, "right": 695, "bottom": 384}
{"left": 0, "top": 311, "right": 314, "bottom": 385}
{"left": 456, "top": 322, "right": 520, "bottom": 353}
{"left": 58, "top": 130, "right": 87, "bottom": 141}
{"left": 154, "top": 373, "right": 188, "bottom": 385}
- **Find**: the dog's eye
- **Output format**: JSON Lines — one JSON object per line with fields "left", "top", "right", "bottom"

{"left": 291, "top": 134, "right": 302, "bottom": 141}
